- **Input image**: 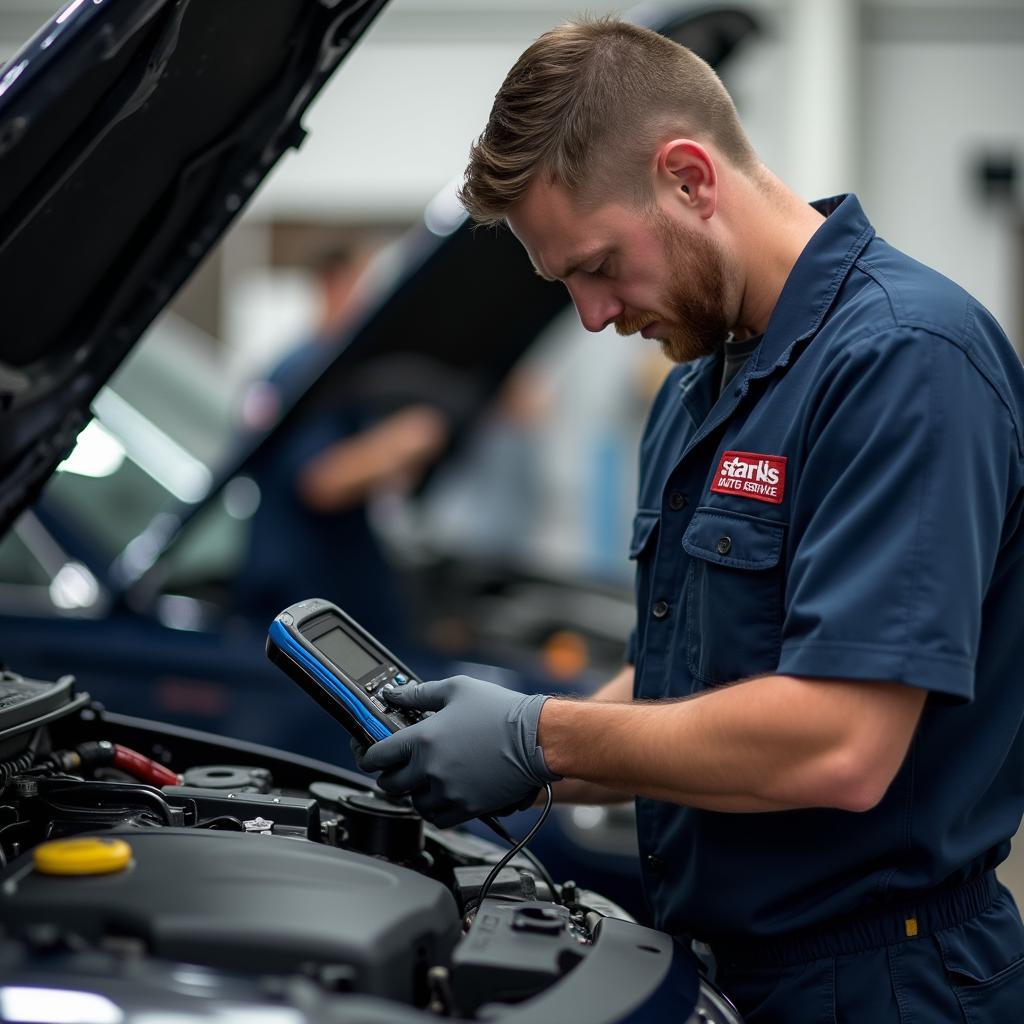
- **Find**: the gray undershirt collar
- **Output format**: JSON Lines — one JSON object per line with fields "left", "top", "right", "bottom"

{"left": 719, "top": 333, "right": 763, "bottom": 396}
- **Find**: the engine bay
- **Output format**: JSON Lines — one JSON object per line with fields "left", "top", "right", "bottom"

{"left": 0, "top": 668, "right": 738, "bottom": 1023}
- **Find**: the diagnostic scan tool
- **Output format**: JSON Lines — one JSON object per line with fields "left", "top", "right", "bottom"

{"left": 266, "top": 598, "right": 424, "bottom": 746}
{"left": 267, "top": 599, "right": 555, "bottom": 886}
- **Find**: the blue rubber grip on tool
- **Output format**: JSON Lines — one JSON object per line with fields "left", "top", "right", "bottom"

{"left": 268, "top": 620, "right": 391, "bottom": 742}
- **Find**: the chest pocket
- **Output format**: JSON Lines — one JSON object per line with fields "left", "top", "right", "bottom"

{"left": 629, "top": 510, "right": 660, "bottom": 561}
{"left": 682, "top": 507, "right": 786, "bottom": 686}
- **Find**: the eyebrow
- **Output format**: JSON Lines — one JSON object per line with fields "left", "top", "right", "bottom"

{"left": 535, "top": 248, "right": 607, "bottom": 283}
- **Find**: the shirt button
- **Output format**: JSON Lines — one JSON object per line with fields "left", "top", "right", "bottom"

{"left": 647, "top": 854, "right": 666, "bottom": 874}
{"left": 668, "top": 491, "right": 687, "bottom": 511}
{"left": 716, "top": 536, "right": 732, "bottom": 555}
{"left": 652, "top": 600, "right": 669, "bottom": 619}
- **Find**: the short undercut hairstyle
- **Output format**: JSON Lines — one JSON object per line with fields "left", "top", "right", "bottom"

{"left": 459, "top": 17, "right": 759, "bottom": 226}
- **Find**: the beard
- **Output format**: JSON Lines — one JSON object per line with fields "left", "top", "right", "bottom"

{"left": 614, "top": 211, "right": 731, "bottom": 364}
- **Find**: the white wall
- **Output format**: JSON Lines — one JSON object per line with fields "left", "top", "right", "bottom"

{"left": 251, "top": 37, "right": 524, "bottom": 221}
{"left": 860, "top": 38, "right": 1024, "bottom": 336}
{"left": 250, "top": 1, "right": 631, "bottom": 221}
{"left": 250, "top": 0, "right": 786, "bottom": 221}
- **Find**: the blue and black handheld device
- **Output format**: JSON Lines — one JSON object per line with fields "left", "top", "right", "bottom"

{"left": 267, "top": 598, "right": 557, "bottom": 884}
{"left": 266, "top": 598, "right": 424, "bottom": 746}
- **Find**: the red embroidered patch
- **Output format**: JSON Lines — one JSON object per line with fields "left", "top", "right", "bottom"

{"left": 710, "top": 450, "right": 787, "bottom": 505}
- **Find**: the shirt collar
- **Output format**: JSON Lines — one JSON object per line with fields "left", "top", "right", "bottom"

{"left": 747, "top": 193, "right": 875, "bottom": 377}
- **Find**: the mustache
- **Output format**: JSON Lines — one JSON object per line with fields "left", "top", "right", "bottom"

{"left": 614, "top": 311, "right": 659, "bottom": 337}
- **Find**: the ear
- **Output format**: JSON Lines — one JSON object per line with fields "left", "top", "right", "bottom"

{"left": 654, "top": 139, "right": 717, "bottom": 219}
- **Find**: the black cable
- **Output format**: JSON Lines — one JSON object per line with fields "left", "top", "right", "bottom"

{"left": 480, "top": 813, "right": 557, "bottom": 898}
{"left": 516, "top": 844, "right": 558, "bottom": 899}
{"left": 475, "top": 784, "right": 554, "bottom": 909}
{"left": 0, "top": 729, "right": 42, "bottom": 790}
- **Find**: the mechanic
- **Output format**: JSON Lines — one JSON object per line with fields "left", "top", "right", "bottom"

{"left": 236, "top": 247, "right": 448, "bottom": 648}
{"left": 358, "top": 18, "right": 1024, "bottom": 1022}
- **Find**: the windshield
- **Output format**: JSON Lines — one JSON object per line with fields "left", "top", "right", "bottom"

{"left": 39, "top": 311, "right": 238, "bottom": 567}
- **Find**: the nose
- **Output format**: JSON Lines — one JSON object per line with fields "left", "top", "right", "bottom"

{"left": 567, "top": 282, "right": 622, "bottom": 333}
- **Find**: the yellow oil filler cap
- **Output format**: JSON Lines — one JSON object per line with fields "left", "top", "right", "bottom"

{"left": 33, "top": 836, "right": 132, "bottom": 876}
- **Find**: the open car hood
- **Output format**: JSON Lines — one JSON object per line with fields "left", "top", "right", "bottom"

{"left": 0, "top": 0, "right": 389, "bottom": 539}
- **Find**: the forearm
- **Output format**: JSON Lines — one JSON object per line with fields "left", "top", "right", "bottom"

{"left": 538, "top": 674, "right": 924, "bottom": 813}
{"left": 298, "top": 406, "right": 448, "bottom": 511}
{"left": 298, "top": 437, "right": 389, "bottom": 509}
{"left": 546, "top": 665, "right": 635, "bottom": 805}
{"left": 548, "top": 778, "right": 633, "bottom": 804}
{"left": 590, "top": 664, "right": 635, "bottom": 703}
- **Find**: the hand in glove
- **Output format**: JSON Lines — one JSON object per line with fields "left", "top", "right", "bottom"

{"left": 355, "top": 676, "right": 560, "bottom": 828}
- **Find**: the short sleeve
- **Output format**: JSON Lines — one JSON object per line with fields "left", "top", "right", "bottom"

{"left": 777, "top": 330, "right": 1015, "bottom": 702}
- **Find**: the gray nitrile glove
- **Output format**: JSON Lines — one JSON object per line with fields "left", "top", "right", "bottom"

{"left": 350, "top": 735, "right": 369, "bottom": 768}
{"left": 356, "top": 676, "right": 561, "bottom": 828}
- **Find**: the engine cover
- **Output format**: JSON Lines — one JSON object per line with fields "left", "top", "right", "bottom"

{"left": 0, "top": 829, "right": 459, "bottom": 1002}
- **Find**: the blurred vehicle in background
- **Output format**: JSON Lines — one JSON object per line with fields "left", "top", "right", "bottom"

{"left": 0, "top": 4, "right": 761, "bottom": 921}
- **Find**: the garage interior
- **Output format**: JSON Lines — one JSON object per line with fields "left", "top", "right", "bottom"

{"left": 1, "top": 0, "right": 1023, "bottom": 926}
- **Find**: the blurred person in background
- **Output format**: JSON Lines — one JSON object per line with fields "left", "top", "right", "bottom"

{"left": 421, "top": 360, "right": 550, "bottom": 566}
{"left": 236, "top": 247, "right": 448, "bottom": 648}
{"left": 355, "top": 17, "right": 1024, "bottom": 1023}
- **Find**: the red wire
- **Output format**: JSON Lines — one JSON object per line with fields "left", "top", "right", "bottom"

{"left": 112, "top": 744, "right": 180, "bottom": 788}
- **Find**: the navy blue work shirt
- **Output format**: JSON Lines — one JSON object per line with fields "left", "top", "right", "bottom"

{"left": 627, "top": 194, "right": 1024, "bottom": 943}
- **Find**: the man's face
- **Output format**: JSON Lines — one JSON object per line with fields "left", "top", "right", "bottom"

{"left": 507, "top": 178, "right": 733, "bottom": 363}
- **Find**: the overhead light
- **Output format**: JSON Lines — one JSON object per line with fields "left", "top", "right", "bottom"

{"left": 223, "top": 476, "right": 261, "bottom": 520}
{"left": 57, "top": 419, "right": 126, "bottom": 479}
{"left": 49, "top": 561, "right": 101, "bottom": 610}
{"left": 92, "top": 389, "right": 212, "bottom": 504}
{"left": 155, "top": 595, "right": 206, "bottom": 632}
{"left": 423, "top": 177, "right": 468, "bottom": 237}
{"left": 0, "top": 987, "right": 123, "bottom": 1024}
{"left": 571, "top": 806, "right": 608, "bottom": 831}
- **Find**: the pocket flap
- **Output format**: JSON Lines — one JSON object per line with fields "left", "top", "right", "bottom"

{"left": 682, "top": 507, "right": 785, "bottom": 570}
{"left": 629, "top": 511, "right": 660, "bottom": 559}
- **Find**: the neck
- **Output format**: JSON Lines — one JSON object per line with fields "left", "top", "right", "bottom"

{"left": 729, "top": 169, "right": 826, "bottom": 338}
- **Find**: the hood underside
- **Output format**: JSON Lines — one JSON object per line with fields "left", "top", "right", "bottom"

{"left": 0, "top": 0, "right": 389, "bottom": 536}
